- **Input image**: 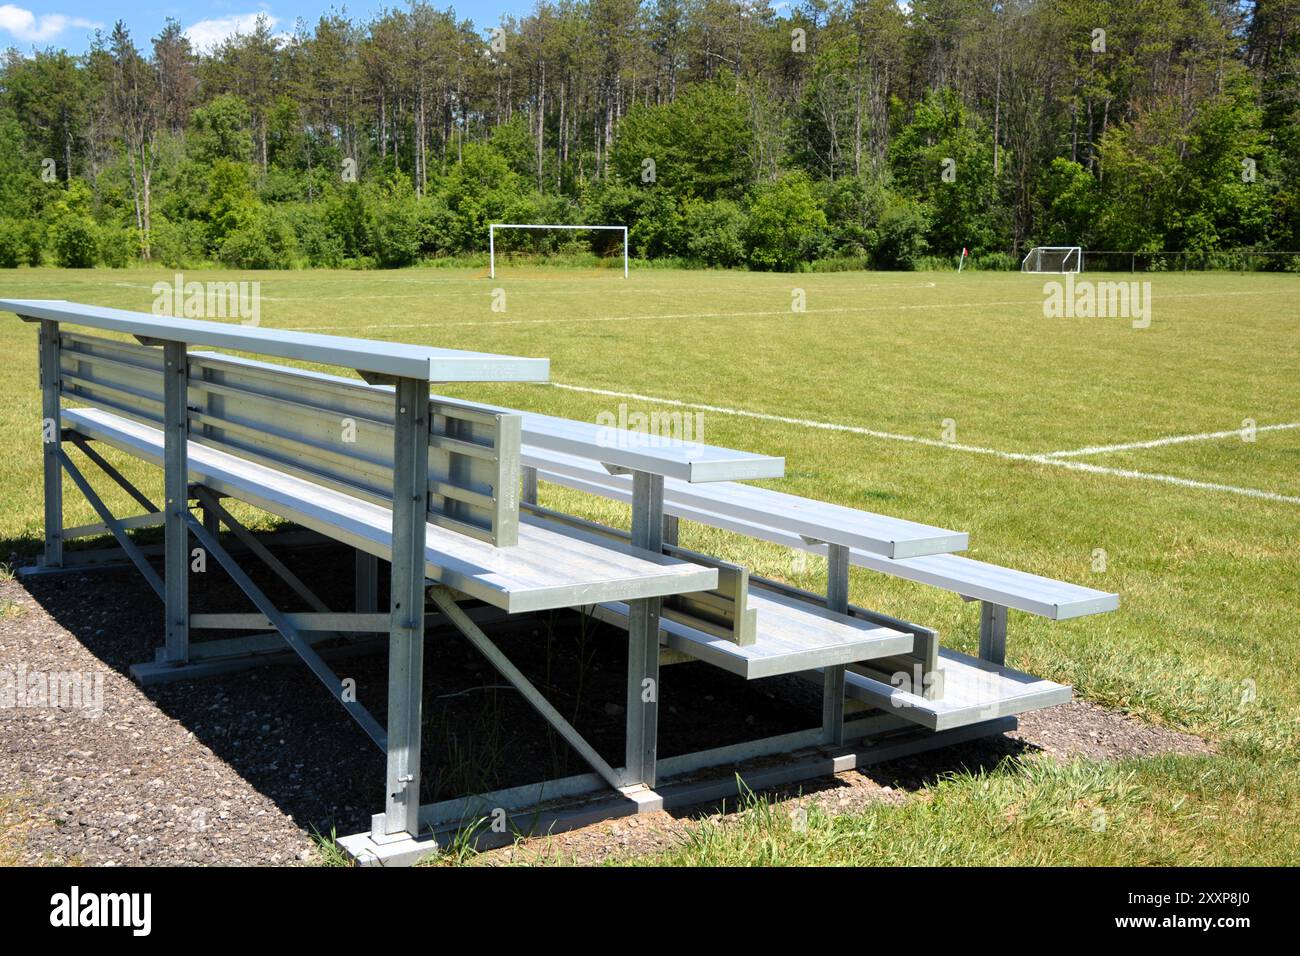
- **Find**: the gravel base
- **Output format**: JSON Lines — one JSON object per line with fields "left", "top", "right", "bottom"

{"left": 1, "top": 561, "right": 1212, "bottom": 867}
{"left": 0, "top": 576, "right": 320, "bottom": 866}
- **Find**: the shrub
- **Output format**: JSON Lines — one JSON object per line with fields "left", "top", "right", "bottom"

{"left": 873, "top": 200, "right": 931, "bottom": 270}
{"left": 683, "top": 199, "right": 747, "bottom": 267}
{"left": 744, "top": 173, "right": 828, "bottom": 271}
{"left": 0, "top": 221, "right": 21, "bottom": 267}
{"left": 52, "top": 215, "right": 99, "bottom": 267}
{"left": 820, "top": 176, "right": 888, "bottom": 257}
{"left": 326, "top": 184, "right": 373, "bottom": 259}
{"left": 17, "top": 220, "right": 44, "bottom": 265}
{"left": 369, "top": 199, "right": 421, "bottom": 268}
{"left": 217, "top": 210, "right": 297, "bottom": 269}
{"left": 98, "top": 224, "right": 136, "bottom": 268}
{"left": 805, "top": 256, "right": 872, "bottom": 273}
{"left": 414, "top": 198, "right": 454, "bottom": 257}
{"left": 588, "top": 180, "right": 682, "bottom": 259}
{"left": 149, "top": 218, "right": 203, "bottom": 269}
{"left": 971, "top": 251, "right": 1019, "bottom": 271}
{"left": 288, "top": 204, "right": 345, "bottom": 268}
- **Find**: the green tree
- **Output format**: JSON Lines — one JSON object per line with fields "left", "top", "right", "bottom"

{"left": 1036, "top": 159, "right": 1101, "bottom": 248}
{"left": 683, "top": 198, "right": 747, "bottom": 266}
{"left": 610, "top": 80, "right": 754, "bottom": 201}
{"left": 889, "top": 87, "right": 1008, "bottom": 255}
{"left": 190, "top": 95, "right": 255, "bottom": 164}
{"left": 744, "top": 173, "right": 828, "bottom": 270}
{"left": 52, "top": 216, "right": 99, "bottom": 267}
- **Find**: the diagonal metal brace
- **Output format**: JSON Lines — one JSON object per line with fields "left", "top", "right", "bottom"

{"left": 191, "top": 486, "right": 332, "bottom": 614}
{"left": 66, "top": 433, "right": 159, "bottom": 514}
{"left": 427, "top": 586, "right": 626, "bottom": 793}
{"left": 185, "top": 514, "right": 388, "bottom": 751}
{"left": 58, "top": 449, "right": 165, "bottom": 600}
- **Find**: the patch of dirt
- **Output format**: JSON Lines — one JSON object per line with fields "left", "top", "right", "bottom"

{"left": 1011, "top": 699, "right": 1214, "bottom": 762}
{"left": 0, "top": 544, "right": 1213, "bottom": 867}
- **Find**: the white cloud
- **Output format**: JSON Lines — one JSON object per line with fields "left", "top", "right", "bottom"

{"left": 184, "top": 13, "right": 281, "bottom": 52}
{"left": 0, "top": 5, "right": 99, "bottom": 42}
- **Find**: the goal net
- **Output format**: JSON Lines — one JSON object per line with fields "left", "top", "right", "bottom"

{"left": 1021, "top": 246, "right": 1083, "bottom": 273}
{"left": 489, "top": 223, "right": 629, "bottom": 278}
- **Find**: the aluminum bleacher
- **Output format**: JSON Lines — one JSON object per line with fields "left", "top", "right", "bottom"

{"left": 4, "top": 298, "right": 1117, "bottom": 865}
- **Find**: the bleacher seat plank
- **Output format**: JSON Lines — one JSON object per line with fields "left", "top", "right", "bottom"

{"left": 526, "top": 448, "right": 1117, "bottom": 619}
{"left": 64, "top": 407, "right": 718, "bottom": 614}
{"left": 3, "top": 299, "right": 549, "bottom": 383}
{"left": 524, "top": 447, "right": 967, "bottom": 559}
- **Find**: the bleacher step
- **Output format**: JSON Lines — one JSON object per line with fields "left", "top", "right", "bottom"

{"left": 835, "top": 648, "right": 1072, "bottom": 731}
{"left": 595, "top": 587, "right": 915, "bottom": 680}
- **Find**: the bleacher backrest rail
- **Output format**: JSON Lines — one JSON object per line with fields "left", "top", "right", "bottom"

{"left": 57, "top": 330, "right": 522, "bottom": 546}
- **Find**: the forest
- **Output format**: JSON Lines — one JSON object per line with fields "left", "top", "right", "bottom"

{"left": 0, "top": 0, "right": 1296, "bottom": 271}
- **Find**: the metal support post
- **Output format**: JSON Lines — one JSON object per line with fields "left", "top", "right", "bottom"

{"left": 382, "top": 376, "right": 430, "bottom": 838}
{"left": 662, "top": 513, "right": 679, "bottom": 547}
{"left": 979, "top": 601, "right": 1008, "bottom": 666}
{"left": 521, "top": 464, "right": 538, "bottom": 507}
{"left": 163, "top": 342, "right": 190, "bottom": 663}
{"left": 39, "top": 320, "right": 62, "bottom": 568}
{"left": 626, "top": 470, "right": 663, "bottom": 787}
{"left": 821, "top": 543, "right": 850, "bottom": 745}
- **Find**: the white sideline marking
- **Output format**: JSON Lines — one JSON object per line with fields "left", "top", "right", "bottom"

{"left": 549, "top": 382, "right": 1031, "bottom": 457}
{"left": 1044, "top": 422, "right": 1300, "bottom": 458}
{"left": 1029, "top": 457, "right": 1300, "bottom": 505}
{"left": 550, "top": 383, "right": 1300, "bottom": 506}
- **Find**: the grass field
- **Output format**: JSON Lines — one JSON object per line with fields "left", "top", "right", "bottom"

{"left": 1, "top": 265, "right": 1297, "bottom": 865}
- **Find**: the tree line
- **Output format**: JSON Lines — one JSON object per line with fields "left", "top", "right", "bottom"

{"left": 0, "top": 0, "right": 1296, "bottom": 271}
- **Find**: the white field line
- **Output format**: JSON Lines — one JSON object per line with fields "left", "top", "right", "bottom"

{"left": 1044, "top": 422, "right": 1300, "bottom": 458}
{"left": 550, "top": 382, "right": 1300, "bottom": 506}
{"left": 549, "top": 382, "right": 1031, "bottom": 457}
{"left": 281, "top": 286, "right": 1297, "bottom": 331}
{"left": 1026, "top": 457, "right": 1300, "bottom": 505}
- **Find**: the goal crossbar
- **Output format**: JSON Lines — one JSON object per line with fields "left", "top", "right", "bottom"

{"left": 489, "top": 223, "right": 629, "bottom": 278}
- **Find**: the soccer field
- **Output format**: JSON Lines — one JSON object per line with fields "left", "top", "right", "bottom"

{"left": 2, "top": 266, "right": 1298, "bottom": 864}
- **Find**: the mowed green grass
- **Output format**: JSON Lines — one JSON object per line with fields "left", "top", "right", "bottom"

{"left": 1, "top": 265, "right": 1297, "bottom": 866}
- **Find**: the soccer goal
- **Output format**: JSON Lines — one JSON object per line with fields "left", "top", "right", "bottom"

{"left": 489, "top": 223, "right": 629, "bottom": 278}
{"left": 1021, "top": 246, "right": 1083, "bottom": 273}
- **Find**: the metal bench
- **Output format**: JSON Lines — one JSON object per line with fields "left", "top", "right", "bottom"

{"left": 515, "top": 445, "right": 1117, "bottom": 730}
{"left": 61, "top": 337, "right": 1064, "bottom": 737}
{"left": 428, "top": 395, "right": 979, "bottom": 744}
{"left": 6, "top": 297, "right": 1116, "bottom": 865}
{"left": 63, "top": 407, "right": 716, "bottom": 615}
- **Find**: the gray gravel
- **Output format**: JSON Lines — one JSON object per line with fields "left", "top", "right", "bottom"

{"left": 1, "top": 575, "right": 323, "bottom": 866}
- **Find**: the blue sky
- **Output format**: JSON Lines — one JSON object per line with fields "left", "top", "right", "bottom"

{"left": 0, "top": 1, "right": 537, "bottom": 54}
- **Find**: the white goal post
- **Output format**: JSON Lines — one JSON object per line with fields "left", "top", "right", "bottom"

{"left": 489, "top": 223, "right": 629, "bottom": 278}
{"left": 1021, "top": 246, "right": 1083, "bottom": 273}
